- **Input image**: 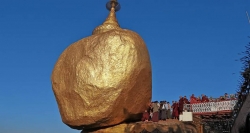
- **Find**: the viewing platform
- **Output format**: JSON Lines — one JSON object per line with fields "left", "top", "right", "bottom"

{"left": 182, "top": 100, "right": 237, "bottom": 121}
{"left": 185, "top": 100, "right": 237, "bottom": 114}
{"left": 179, "top": 100, "right": 237, "bottom": 133}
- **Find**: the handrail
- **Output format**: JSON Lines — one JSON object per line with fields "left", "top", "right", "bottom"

{"left": 184, "top": 100, "right": 237, "bottom": 114}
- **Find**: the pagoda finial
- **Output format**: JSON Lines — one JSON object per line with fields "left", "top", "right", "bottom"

{"left": 92, "top": 0, "right": 121, "bottom": 35}
{"left": 106, "top": 0, "right": 121, "bottom": 12}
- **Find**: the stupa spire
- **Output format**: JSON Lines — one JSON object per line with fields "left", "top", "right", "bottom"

{"left": 92, "top": 0, "right": 121, "bottom": 35}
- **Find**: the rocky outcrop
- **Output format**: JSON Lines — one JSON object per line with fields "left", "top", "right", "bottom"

{"left": 231, "top": 93, "right": 250, "bottom": 133}
{"left": 81, "top": 120, "right": 197, "bottom": 133}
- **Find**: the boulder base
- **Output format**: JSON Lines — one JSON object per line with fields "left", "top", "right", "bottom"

{"left": 81, "top": 120, "right": 197, "bottom": 133}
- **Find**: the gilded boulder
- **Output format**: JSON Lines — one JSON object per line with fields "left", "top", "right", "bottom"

{"left": 51, "top": 5, "right": 152, "bottom": 129}
{"left": 51, "top": 29, "right": 151, "bottom": 129}
{"left": 52, "top": 9, "right": 152, "bottom": 129}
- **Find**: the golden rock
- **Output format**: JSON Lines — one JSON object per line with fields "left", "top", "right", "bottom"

{"left": 51, "top": 1, "right": 152, "bottom": 130}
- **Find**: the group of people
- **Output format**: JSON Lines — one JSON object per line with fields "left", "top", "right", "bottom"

{"left": 141, "top": 93, "right": 236, "bottom": 122}
{"left": 141, "top": 101, "right": 172, "bottom": 122}
{"left": 141, "top": 98, "right": 187, "bottom": 122}
{"left": 190, "top": 93, "right": 236, "bottom": 104}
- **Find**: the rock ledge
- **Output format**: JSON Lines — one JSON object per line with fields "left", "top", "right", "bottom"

{"left": 81, "top": 119, "right": 197, "bottom": 133}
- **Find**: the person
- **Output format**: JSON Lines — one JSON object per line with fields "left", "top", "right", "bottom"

{"left": 220, "top": 96, "right": 225, "bottom": 101}
{"left": 173, "top": 101, "right": 179, "bottom": 119}
{"left": 190, "top": 94, "right": 197, "bottom": 104}
{"left": 201, "top": 94, "right": 206, "bottom": 102}
{"left": 166, "top": 102, "right": 171, "bottom": 119}
{"left": 158, "top": 101, "right": 163, "bottom": 120}
{"left": 183, "top": 96, "right": 189, "bottom": 104}
{"left": 141, "top": 110, "right": 149, "bottom": 122}
{"left": 183, "top": 96, "right": 189, "bottom": 111}
{"left": 160, "top": 101, "right": 167, "bottom": 120}
{"left": 197, "top": 96, "right": 201, "bottom": 102}
{"left": 151, "top": 101, "right": 159, "bottom": 122}
{"left": 209, "top": 96, "right": 213, "bottom": 102}
{"left": 230, "top": 94, "right": 236, "bottom": 100}
{"left": 149, "top": 110, "right": 153, "bottom": 121}
{"left": 224, "top": 93, "right": 229, "bottom": 100}
{"left": 171, "top": 101, "right": 175, "bottom": 119}
{"left": 202, "top": 95, "right": 209, "bottom": 102}
{"left": 148, "top": 101, "right": 153, "bottom": 121}
{"left": 178, "top": 96, "right": 184, "bottom": 114}
{"left": 205, "top": 95, "right": 209, "bottom": 102}
{"left": 171, "top": 101, "right": 179, "bottom": 119}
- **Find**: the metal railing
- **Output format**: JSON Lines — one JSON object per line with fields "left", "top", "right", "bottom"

{"left": 184, "top": 100, "right": 237, "bottom": 114}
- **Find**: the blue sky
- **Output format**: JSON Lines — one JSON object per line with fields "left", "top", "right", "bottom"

{"left": 0, "top": 0, "right": 250, "bottom": 133}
